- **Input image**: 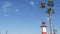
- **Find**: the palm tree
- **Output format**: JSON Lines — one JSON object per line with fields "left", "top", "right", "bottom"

{"left": 47, "top": 0, "right": 55, "bottom": 34}
{"left": 46, "top": 7, "right": 54, "bottom": 34}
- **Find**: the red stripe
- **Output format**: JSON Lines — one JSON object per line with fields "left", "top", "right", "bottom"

{"left": 42, "top": 32, "right": 47, "bottom": 34}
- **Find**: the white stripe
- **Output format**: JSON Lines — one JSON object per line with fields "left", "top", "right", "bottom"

{"left": 42, "top": 27, "right": 46, "bottom": 32}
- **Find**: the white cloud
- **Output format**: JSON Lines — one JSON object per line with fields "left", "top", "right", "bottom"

{"left": 3, "top": 8, "right": 8, "bottom": 16}
{"left": 4, "top": 2, "right": 10, "bottom": 7}
{"left": 30, "top": 1, "right": 35, "bottom": 6}
{"left": 2, "top": 2, "right": 11, "bottom": 8}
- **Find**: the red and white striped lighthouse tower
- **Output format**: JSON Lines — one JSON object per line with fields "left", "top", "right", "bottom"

{"left": 41, "top": 22, "right": 47, "bottom": 34}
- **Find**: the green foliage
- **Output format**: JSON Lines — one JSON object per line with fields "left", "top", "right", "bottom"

{"left": 48, "top": 0, "right": 54, "bottom": 7}
{"left": 40, "top": 2, "right": 45, "bottom": 8}
{"left": 46, "top": 8, "right": 54, "bottom": 14}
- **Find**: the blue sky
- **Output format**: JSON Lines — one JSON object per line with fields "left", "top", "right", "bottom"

{"left": 0, "top": 0, "right": 60, "bottom": 34}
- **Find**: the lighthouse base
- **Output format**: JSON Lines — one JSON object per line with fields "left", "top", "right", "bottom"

{"left": 42, "top": 32, "right": 47, "bottom": 34}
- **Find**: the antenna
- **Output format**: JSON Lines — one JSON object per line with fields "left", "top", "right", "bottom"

{"left": 0, "top": 33, "right": 1, "bottom": 34}
{"left": 6, "top": 31, "right": 8, "bottom": 34}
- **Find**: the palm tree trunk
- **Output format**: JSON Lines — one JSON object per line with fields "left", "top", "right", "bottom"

{"left": 49, "top": 13, "right": 53, "bottom": 34}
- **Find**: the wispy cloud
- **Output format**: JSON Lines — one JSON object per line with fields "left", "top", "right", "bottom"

{"left": 2, "top": 2, "right": 11, "bottom": 9}
{"left": 4, "top": 7, "right": 8, "bottom": 16}
{"left": 2, "top": 2, "right": 12, "bottom": 16}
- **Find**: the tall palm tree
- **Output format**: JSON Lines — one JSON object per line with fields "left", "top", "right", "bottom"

{"left": 47, "top": 0, "right": 55, "bottom": 34}
{"left": 47, "top": 0, "right": 54, "bottom": 34}
{"left": 46, "top": 7, "right": 54, "bottom": 34}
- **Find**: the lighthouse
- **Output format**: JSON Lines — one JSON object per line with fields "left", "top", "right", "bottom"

{"left": 41, "top": 22, "right": 47, "bottom": 34}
